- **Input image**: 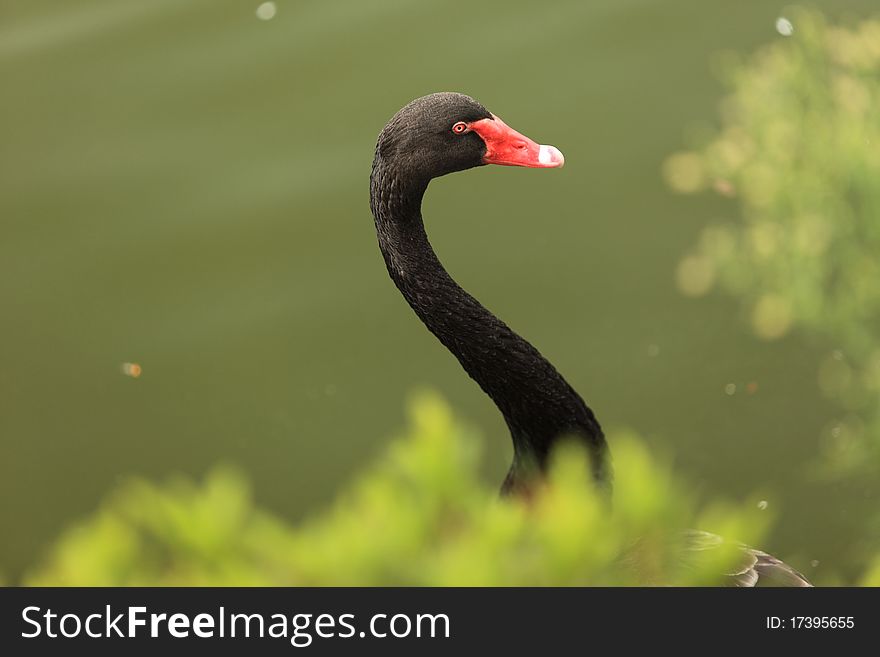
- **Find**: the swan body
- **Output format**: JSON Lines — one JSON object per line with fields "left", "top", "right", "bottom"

{"left": 369, "top": 92, "right": 809, "bottom": 586}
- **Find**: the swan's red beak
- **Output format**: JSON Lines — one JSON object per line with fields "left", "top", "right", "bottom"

{"left": 470, "top": 114, "right": 565, "bottom": 168}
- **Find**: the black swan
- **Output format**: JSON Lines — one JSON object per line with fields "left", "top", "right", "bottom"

{"left": 369, "top": 92, "right": 810, "bottom": 586}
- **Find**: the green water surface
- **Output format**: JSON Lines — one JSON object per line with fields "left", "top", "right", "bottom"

{"left": 2, "top": 0, "right": 877, "bottom": 580}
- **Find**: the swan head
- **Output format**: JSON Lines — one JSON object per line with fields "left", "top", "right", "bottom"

{"left": 374, "top": 92, "right": 564, "bottom": 181}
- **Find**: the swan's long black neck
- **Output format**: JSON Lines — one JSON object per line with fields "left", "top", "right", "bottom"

{"left": 370, "top": 156, "right": 608, "bottom": 490}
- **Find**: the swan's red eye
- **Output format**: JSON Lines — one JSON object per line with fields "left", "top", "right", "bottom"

{"left": 452, "top": 121, "right": 468, "bottom": 134}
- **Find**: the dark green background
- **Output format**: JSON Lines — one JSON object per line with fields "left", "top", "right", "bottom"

{"left": 2, "top": 0, "right": 877, "bottom": 580}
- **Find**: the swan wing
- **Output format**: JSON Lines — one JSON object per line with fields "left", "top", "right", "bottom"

{"left": 685, "top": 529, "right": 812, "bottom": 587}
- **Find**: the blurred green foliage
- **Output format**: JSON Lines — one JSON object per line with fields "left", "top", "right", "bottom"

{"left": 861, "top": 556, "right": 880, "bottom": 586}
{"left": 664, "top": 9, "right": 880, "bottom": 473}
{"left": 26, "top": 393, "right": 769, "bottom": 586}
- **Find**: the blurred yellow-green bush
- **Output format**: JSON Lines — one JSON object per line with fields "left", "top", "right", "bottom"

{"left": 25, "top": 393, "right": 771, "bottom": 586}
{"left": 664, "top": 8, "right": 880, "bottom": 473}
{"left": 861, "top": 556, "right": 880, "bottom": 586}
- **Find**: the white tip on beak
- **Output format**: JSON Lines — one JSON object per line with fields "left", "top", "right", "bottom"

{"left": 538, "top": 144, "right": 565, "bottom": 168}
